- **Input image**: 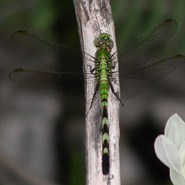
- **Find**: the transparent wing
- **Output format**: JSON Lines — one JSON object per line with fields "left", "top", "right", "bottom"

{"left": 10, "top": 30, "right": 97, "bottom": 92}
{"left": 12, "top": 30, "right": 87, "bottom": 72}
{"left": 119, "top": 55, "right": 185, "bottom": 99}
{"left": 9, "top": 68, "right": 95, "bottom": 91}
{"left": 116, "top": 19, "right": 177, "bottom": 72}
{"left": 112, "top": 19, "right": 185, "bottom": 99}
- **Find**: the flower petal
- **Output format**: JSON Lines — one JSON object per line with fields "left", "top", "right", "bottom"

{"left": 179, "top": 140, "right": 185, "bottom": 175}
{"left": 154, "top": 135, "right": 181, "bottom": 173}
{"left": 165, "top": 114, "right": 185, "bottom": 147}
{"left": 170, "top": 169, "right": 185, "bottom": 185}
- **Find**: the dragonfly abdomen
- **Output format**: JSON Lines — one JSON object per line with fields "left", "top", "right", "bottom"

{"left": 102, "top": 106, "right": 109, "bottom": 175}
{"left": 100, "top": 69, "right": 110, "bottom": 175}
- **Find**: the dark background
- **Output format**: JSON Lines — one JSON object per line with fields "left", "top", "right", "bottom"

{"left": 1, "top": 0, "right": 185, "bottom": 185}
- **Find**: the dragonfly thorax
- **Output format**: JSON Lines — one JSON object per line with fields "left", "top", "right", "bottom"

{"left": 95, "top": 48, "right": 110, "bottom": 60}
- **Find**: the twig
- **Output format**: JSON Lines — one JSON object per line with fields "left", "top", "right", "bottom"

{"left": 73, "top": 0, "right": 121, "bottom": 184}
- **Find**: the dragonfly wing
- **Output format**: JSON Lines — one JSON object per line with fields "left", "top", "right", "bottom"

{"left": 9, "top": 68, "right": 86, "bottom": 90}
{"left": 116, "top": 19, "right": 177, "bottom": 73}
{"left": 119, "top": 55, "right": 185, "bottom": 99}
{"left": 12, "top": 30, "right": 86, "bottom": 72}
{"left": 9, "top": 68, "right": 96, "bottom": 90}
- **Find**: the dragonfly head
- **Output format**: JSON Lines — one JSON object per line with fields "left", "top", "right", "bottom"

{"left": 94, "top": 33, "right": 114, "bottom": 51}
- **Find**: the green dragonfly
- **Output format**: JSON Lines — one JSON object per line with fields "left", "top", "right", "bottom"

{"left": 9, "top": 19, "right": 185, "bottom": 175}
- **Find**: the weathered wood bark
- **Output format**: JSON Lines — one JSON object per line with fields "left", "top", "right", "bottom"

{"left": 73, "top": 0, "right": 121, "bottom": 184}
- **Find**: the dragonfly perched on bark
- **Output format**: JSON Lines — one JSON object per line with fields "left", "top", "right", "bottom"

{"left": 9, "top": 19, "right": 185, "bottom": 175}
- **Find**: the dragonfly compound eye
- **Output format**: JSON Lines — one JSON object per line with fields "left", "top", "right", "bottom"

{"left": 107, "top": 39, "right": 114, "bottom": 49}
{"left": 94, "top": 38, "right": 100, "bottom": 47}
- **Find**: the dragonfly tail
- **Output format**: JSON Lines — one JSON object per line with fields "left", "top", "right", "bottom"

{"left": 102, "top": 106, "right": 109, "bottom": 175}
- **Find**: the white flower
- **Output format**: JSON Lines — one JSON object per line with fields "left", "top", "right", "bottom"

{"left": 154, "top": 114, "right": 185, "bottom": 185}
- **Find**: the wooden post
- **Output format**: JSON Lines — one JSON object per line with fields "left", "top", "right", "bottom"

{"left": 73, "top": 0, "right": 121, "bottom": 184}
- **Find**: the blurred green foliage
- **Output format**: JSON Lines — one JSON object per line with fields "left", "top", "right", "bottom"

{"left": 1, "top": 0, "right": 185, "bottom": 51}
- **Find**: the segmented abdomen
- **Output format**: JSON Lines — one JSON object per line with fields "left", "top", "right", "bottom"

{"left": 95, "top": 48, "right": 112, "bottom": 175}
{"left": 100, "top": 80, "right": 110, "bottom": 175}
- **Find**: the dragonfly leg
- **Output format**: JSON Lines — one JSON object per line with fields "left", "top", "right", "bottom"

{"left": 109, "top": 80, "right": 124, "bottom": 106}
{"left": 87, "top": 64, "right": 96, "bottom": 74}
{"left": 86, "top": 82, "right": 99, "bottom": 115}
{"left": 112, "top": 60, "right": 118, "bottom": 69}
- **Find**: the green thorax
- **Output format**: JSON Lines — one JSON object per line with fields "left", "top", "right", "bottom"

{"left": 93, "top": 33, "right": 114, "bottom": 78}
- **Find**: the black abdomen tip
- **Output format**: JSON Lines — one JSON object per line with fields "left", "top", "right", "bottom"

{"left": 102, "top": 154, "right": 109, "bottom": 175}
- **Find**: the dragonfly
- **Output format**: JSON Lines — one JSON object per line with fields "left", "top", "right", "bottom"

{"left": 9, "top": 19, "right": 185, "bottom": 175}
